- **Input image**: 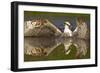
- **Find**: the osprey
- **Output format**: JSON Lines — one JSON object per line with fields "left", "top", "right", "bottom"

{"left": 63, "top": 21, "right": 72, "bottom": 37}
{"left": 63, "top": 38, "right": 72, "bottom": 55}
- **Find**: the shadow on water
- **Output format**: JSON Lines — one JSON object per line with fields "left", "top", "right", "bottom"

{"left": 24, "top": 37, "right": 90, "bottom": 62}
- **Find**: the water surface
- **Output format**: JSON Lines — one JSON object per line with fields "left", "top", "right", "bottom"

{"left": 24, "top": 37, "right": 90, "bottom": 62}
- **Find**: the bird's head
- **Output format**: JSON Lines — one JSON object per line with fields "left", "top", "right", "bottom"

{"left": 64, "top": 21, "right": 72, "bottom": 29}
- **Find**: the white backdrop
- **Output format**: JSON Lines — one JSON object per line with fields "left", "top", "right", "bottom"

{"left": 0, "top": 0, "right": 99, "bottom": 73}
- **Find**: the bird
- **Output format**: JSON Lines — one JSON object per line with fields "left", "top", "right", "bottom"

{"left": 63, "top": 21, "right": 73, "bottom": 37}
{"left": 63, "top": 38, "right": 72, "bottom": 55}
{"left": 73, "top": 39, "right": 88, "bottom": 58}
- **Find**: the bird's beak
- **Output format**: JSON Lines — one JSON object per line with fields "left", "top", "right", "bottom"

{"left": 64, "top": 22, "right": 66, "bottom": 26}
{"left": 69, "top": 25, "right": 72, "bottom": 29}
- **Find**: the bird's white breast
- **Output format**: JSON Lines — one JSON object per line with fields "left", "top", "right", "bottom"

{"left": 64, "top": 25, "right": 72, "bottom": 37}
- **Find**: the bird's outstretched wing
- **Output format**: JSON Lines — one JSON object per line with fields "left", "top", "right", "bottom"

{"left": 72, "top": 17, "right": 89, "bottom": 39}
{"left": 72, "top": 27, "right": 78, "bottom": 37}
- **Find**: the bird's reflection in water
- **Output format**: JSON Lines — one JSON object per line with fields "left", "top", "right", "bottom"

{"left": 24, "top": 37, "right": 90, "bottom": 61}
{"left": 63, "top": 38, "right": 90, "bottom": 59}
{"left": 24, "top": 37, "right": 61, "bottom": 56}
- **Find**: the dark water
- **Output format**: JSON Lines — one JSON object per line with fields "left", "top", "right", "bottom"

{"left": 24, "top": 37, "right": 90, "bottom": 61}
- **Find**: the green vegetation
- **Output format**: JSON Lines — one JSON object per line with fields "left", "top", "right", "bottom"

{"left": 24, "top": 11, "right": 90, "bottom": 21}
